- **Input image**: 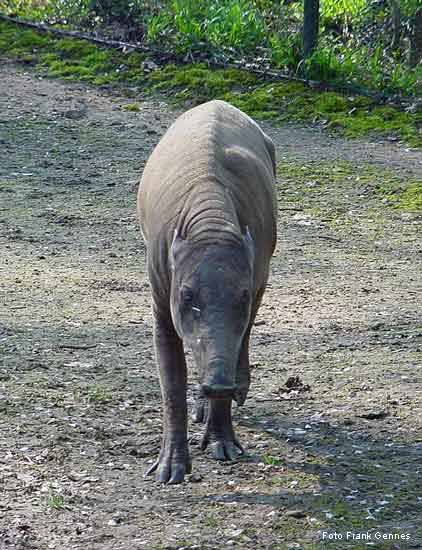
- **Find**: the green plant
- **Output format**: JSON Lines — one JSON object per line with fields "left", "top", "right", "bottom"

{"left": 269, "top": 33, "right": 302, "bottom": 72}
{"left": 147, "top": 0, "right": 266, "bottom": 51}
{"left": 400, "top": 0, "right": 421, "bottom": 17}
{"left": 263, "top": 454, "right": 284, "bottom": 466}
{"left": 1, "top": 0, "right": 420, "bottom": 98}
{"left": 122, "top": 102, "right": 141, "bottom": 111}
{"left": 204, "top": 0, "right": 266, "bottom": 49}
{"left": 321, "top": 0, "right": 366, "bottom": 20}
{"left": 87, "top": 0, "right": 143, "bottom": 24}
{"left": 87, "top": 385, "right": 112, "bottom": 403}
{"left": 45, "top": 492, "right": 65, "bottom": 510}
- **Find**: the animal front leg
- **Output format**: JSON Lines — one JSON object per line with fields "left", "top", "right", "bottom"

{"left": 235, "top": 328, "right": 251, "bottom": 406}
{"left": 235, "top": 287, "right": 264, "bottom": 405}
{"left": 145, "top": 313, "right": 190, "bottom": 484}
{"left": 200, "top": 399, "right": 244, "bottom": 461}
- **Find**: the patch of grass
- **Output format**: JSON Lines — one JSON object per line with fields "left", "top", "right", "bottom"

{"left": 45, "top": 492, "right": 65, "bottom": 510}
{"left": 312, "top": 493, "right": 377, "bottom": 531}
{"left": 278, "top": 159, "right": 422, "bottom": 213}
{"left": 263, "top": 454, "right": 284, "bottom": 466}
{"left": 394, "top": 182, "right": 422, "bottom": 211}
{"left": 227, "top": 85, "right": 422, "bottom": 146}
{"left": 87, "top": 385, "right": 112, "bottom": 404}
{"left": 147, "top": 0, "right": 267, "bottom": 51}
{"left": 0, "top": 19, "right": 421, "bottom": 147}
{"left": 150, "top": 63, "right": 258, "bottom": 102}
{"left": 122, "top": 102, "right": 141, "bottom": 112}
{"left": 376, "top": 177, "right": 422, "bottom": 212}
{"left": 2, "top": 0, "right": 421, "bottom": 97}
{"left": 203, "top": 514, "right": 219, "bottom": 528}
{"left": 328, "top": 105, "right": 422, "bottom": 148}
{"left": 0, "top": 20, "right": 144, "bottom": 85}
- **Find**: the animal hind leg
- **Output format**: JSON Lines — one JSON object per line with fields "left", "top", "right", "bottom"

{"left": 200, "top": 398, "right": 244, "bottom": 461}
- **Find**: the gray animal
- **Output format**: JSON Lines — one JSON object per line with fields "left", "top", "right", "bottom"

{"left": 137, "top": 100, "right": 277, "bottom": 484}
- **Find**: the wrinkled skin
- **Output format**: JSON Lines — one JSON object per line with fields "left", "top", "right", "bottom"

{"left": 170, "top": 234, "right": 253, "bottom": 398}
{"left": 138, "top": 100, "right": 277, "bottom": 483}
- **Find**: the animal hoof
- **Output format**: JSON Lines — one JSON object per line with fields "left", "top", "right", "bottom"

{"left": 145, "top": 445, "right": 191, "bottom": 484}
{"left": 210, "top": 441, "right": 244, "bottom": 461}
{"left": 201, "top": 434, "right": 244, "bottom": 461}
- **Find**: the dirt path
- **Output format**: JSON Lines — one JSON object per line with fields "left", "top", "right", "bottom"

{"left": 1, "top": 63, "right": 421, "bottom": 550}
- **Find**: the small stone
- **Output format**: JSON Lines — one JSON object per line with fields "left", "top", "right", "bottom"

{"left": 188, "top": 473, "right": 203, "bottom": 483}
{"left": 284, "top": 509, "right": 306, "bottom": 519}
{"left": 63, "top": 109, "right": 86, "bottom": 120}
{"left": 107, "top": 515, "right": 124, "bottom": 526}
{"left": 360, "top": 410, "right": 388, "bottom": 420}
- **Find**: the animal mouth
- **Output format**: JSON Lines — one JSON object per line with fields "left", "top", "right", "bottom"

{"left": 201, "top": 384, "right": 236, "bottom": 400}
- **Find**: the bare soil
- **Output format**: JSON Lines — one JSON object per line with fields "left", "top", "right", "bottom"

{"left": 1, "top": 62, "right": 421, "bottom": 550}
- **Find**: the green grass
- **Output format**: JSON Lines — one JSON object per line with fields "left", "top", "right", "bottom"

{"left": 377, "top": 180, "right": 422, "bottom": 211}
{"left": 399, "top": 183, "right": 422, "bottom": 210}
{"left": 0, "top": 21, "right": 146, "bottom": 85}
{"left": 263, "top": 454, "right": 284, "bottom": 466}
{"left": 148, "top": 64, "right": 422, "bottom": 146}
{"left": 122, "top": 102, "right": 142, "bottom": 111}
{"left": 45, "top": 492, "right": 65, "bottom": 510}
{"left": 278, "top": 159, "right": 422, "bottom": 214}
{"left": 87, "top": 385, "right": 112, "bottom": 404}
{"left": 1, "top": 0, "right": 421, "bottom": 98}
{"left": 0, "top": 19, "right": 421, "bottom": 147}
{"left": 321, "top": 0, "right": 366, "bottom": 19}
{"left": 147, "top": 0, "right": 267, "bottom": 51}
{"left": 149, "top": 63, "right": 258, "bottom": 100}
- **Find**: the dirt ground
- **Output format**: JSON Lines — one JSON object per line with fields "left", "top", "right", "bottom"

{"left": 1, "top": 61, "right": 421, "bottom": 550}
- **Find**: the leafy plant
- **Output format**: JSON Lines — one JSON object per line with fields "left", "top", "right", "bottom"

{"left": 0, "top": 1, "right": 420, "bottom": 97}
{"left": 263, "top": 454, "right": 284, "bottom": 466}
{"left": 321, "top": 0, "right": 366, "bottom": 20}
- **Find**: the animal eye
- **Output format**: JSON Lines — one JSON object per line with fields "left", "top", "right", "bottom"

{"left": 181, "top": 288, "right": 194, "bottom": 304}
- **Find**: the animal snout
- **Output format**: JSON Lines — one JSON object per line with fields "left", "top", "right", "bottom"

{"left": 201, "top": 384, "right": 237, "bottom": 399}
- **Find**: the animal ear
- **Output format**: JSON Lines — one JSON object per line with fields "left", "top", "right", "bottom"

{"left": 170, "top": 229, "right": 186, "bottom": 270}
{"left": 243, "top": 226, "right": 255, "bottom": 268}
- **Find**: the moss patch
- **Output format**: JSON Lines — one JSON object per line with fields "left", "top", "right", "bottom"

{"left": 150, "top": 63, "right": 258, "bottom": 101}
{"left": 149, "top": 64, "right": 421, "bottom": 146}
{"left": 328, "top": 106, "right": 422, "bottom": 147}
{"left": 1, "top": 19, "right": 421, "bottom": 147}
{"left": 278, "top": 159, "right": 422, "bottom": 213}
{"left": 122, "top": 102, "right": 142, "bottom": 112}
{"left": 0, "top": 20, "right": 145, "bottom": 86}
{"left": 387, "top": 182, "right": 422, "bottom": 211}
{"left": 227, "top": 85, "right": 421, "bottom": 146}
